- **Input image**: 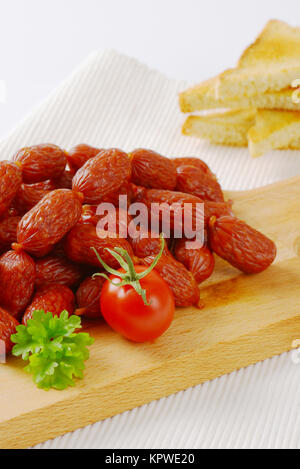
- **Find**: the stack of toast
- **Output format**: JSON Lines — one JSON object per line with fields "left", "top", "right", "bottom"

{"left": 179, "top": 20, "right": 300, "bottom": 157}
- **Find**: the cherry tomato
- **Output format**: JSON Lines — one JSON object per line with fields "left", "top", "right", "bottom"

{"left": 100, "top": 265, "right": 175, "bottom": 343}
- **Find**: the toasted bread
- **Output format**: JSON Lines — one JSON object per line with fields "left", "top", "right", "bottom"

{"left": 217, "top": 20, "right": 300, "bottom": 99}
{"left": 182, "top": 109, "right": 257, "bottom": 146}
{"left": 180, "top": 76, "right": 299, "bottom": 113}
{"left": 248, "top": 109, "right": 300, "bottom": 157}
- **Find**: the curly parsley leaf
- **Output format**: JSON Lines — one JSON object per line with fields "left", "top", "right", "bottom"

{"left": 11, "top": 310, "right": 94, "bottom": 390}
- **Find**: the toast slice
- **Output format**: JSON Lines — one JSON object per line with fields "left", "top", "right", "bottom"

{"left": 248, "top": 109, "right": 300, "bottom": 157}
{"left": 217, "top": 20, "right": 300, "bottom": 99}
{"left": 182, "top": 109, "right": 257, "bottom": 146}
{"left": 179, "top": 77, "right": 299, "bottom": 113}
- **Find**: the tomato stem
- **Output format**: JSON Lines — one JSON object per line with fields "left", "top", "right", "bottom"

{"left": 91, "top": 234, "right": 165, "bottom": 306}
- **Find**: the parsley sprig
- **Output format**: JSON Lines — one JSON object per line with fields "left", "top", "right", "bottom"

{"left": 11, "top": 310, "right": 94, "bottom": 391}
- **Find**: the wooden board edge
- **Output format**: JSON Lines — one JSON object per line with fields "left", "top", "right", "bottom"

{"left": 2, "top": 314, "right": 299, "bottom": 449}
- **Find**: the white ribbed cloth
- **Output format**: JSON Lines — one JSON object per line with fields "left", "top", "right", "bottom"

{"left": 1, "top": 50, "right": 300, "bottom": 449}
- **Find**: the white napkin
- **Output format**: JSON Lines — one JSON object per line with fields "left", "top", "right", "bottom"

{"left": 2, "top": 50, "right": 300, "bottom": 449}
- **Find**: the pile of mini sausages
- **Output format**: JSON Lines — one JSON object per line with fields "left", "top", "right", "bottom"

{"left": 0, "top": 144, "right": 277, "bottom": 353}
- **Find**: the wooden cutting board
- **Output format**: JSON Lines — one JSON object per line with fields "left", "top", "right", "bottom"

{"left": 1, "top": 175, "right": 300, "bottom": 449}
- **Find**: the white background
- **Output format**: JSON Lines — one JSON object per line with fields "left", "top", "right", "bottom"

{"left": 1, "top": 0, "right": 300, "bottom": 139}
{"left": 1, "top": 0, "right": 300, "bottom": 450}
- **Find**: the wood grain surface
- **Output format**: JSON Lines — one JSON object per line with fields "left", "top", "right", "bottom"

{"left": 1, "top": 175, "right": 300, "bottom": 449}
